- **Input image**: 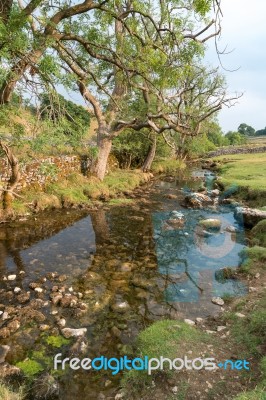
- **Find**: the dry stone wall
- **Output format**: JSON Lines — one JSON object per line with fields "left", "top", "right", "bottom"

{"left": 0, "top": 155, "right": 88, "bottom": 191}
{"left": 206, "top": 146, "right": 266, "bottom": 158}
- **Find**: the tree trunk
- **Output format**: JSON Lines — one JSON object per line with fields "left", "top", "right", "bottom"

{"left": 142, "top": 135, "right": 157, "bottom": 172}
{"left": 0, "top": 142, "right": 20, "bottom": 215}
{"left": 91, "top": 137, "right": 112, "bottom": 181}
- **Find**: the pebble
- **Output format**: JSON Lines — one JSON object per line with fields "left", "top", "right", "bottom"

{"left": 249, "top": 287, "right": 257, "bottom": 293}
{"left": 184, "top": 319, "right": 195, "bottom": 326}
{"left": 217, "top": 326, "right": 227, "bottom": 332}
{"left": 7, "top": 320, "right": 20, "bottom": 332}
{"left": 61, "top": 327, "right": 87, "bottom": 338}
{"left": 34, "top": 287, "right": 43, "bottom": 293}
{"left": 57, "top": 318, "right": 66, "bottom": 328}
{"left": 255, "top": 273, "right": 260, "bottom": 279}
{"left": 0, "top": 344, "right": 10, "bottom": 363}
{"left": 2, "top": 312, "right": 9, "bottom": 320}
{"left": 14, "top": 287, "right": 21, "bottom": 294}
{"left": 7, "top": 275, "right": 16, "bottom": 281}
{"left": 196, "top": 317, "right": 204, "bottom": 324}
{"left": 39, "top": 324, "right": 50, "bottom": 332}
{"left": 235, "top": 313, "right": 246, "bottom": 318}
{"left": 211, "top": 297, "right": 224, "bottom": 306}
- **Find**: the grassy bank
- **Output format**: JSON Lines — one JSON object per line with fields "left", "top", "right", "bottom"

{"left": 214, "top": 153, "right": 266, "bottom": 206}
{"left": 1, "top": 157, "right": 186, "bottom": 218}
{"left": 7, "top": 169, "right": 153, "bottom": 216}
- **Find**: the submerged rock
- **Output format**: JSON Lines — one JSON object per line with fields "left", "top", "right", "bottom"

{"left": 61, "top": 327, "right": 87, "bottom": 338}
{"left": 17, "top": 291, "right": 30, "bottom": 304}
{"left": 199, "top": 218, "right": 221, "bottom": 231}
{"left": 111, "top": 301, "right": 130, "bottom": 313}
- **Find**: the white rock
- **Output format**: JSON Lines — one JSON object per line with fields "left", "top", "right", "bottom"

{"left": 7, "top": 275, "right": 16, "bottom": 281}
{"left": 184, "top": 319, "right": 195, "bottom": 326}
{"left": 2, "top": 312, "right": 9, "bottom": 320}
{"left": 249, "top": 287, "right": 257, "bottom": 293}
{"left": 206, "top": 330, "right": 216, "bottom": 334}
{"left": 217, "top": 326, "right": 226, "bottom": 332}
{"left": 61, "top": 327, "right": 87, "bottom": 338}
{"left": 172, "top": 386, "right": 178, "bottom": 394}
{"left": 34, "top": 287, "right": 43, "bottom": 293}
{"left": 211, "top": 297, "right": 224, "bottom": 306}
{"left": 115, "top": 394, "right": 124, "bottom": 400}
{"left": 14, "top": 287, "right": 21, "bottom": 294}
{"left": 57, "top": 318, "right": 66, "bottom": 328}
{"left": 235, "top": 313, "right": 245, "bottom": 318}
{"left": 255, "top": 273, "right": 260, "bottom": 279}
{"left": 39, "top": 324, "right": 50, "bottom": 332}
{"left": 196, "top": 317, "right": 204, "bottom": 324}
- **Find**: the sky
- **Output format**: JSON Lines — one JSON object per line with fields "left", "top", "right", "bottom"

{"left": 206, "top": 0, "right": 266, "bottom": 133}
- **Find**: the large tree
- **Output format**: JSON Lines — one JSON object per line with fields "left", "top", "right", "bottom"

{"left": 51, "top": 1, "right": 225, "bottom": 178}
{"left": 1, "top": 1, "right": 227, "bottom": 179}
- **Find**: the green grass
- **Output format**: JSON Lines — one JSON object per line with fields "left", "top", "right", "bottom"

{"left": 240, "top": 246, "right": 266, "bottom": 275}
{"left": 151, "top": 159, "right": 186, "bottom": 174}
{"left": 223, "top": 296, "right": 266, "bottom": 356}
{"left": 0, "top": 383, "right": 25, "bottom": 400}
{"left": 232, "top": 386, "right": 266, "bottom": 400}
{"left": 122, "top": 320, "right": 207, "bottom": 394}
{"left": 251, "top": 220, "right": 266, "bottom": 247}
{"left": 10, "top": 169, "right": 151, "bottom": 214}
{"left": 214, "top": 153, "right": 266, "bottom": 205}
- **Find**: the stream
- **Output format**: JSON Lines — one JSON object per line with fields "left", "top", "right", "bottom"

{"left": 0, "top": 168, "right": 248, "bottom": 399}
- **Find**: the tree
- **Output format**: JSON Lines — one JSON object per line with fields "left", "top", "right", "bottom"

{"left": 255, "top": 127, "right": 266, "bottom": 136}
{"left": 53, "top": 1, "right": 235, "bottom": 177}
{"left": 238, "top": 123, "right": 255, "bottom": 136}
{"left": 225, "top": 131, "right": 247, "bottom": 145}
{"left": 1, "top": 0, "right": 224, "bottom": 180}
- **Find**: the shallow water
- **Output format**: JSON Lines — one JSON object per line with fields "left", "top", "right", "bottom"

{"left": 0, "top": 169, "right": 248, "bottom": 399}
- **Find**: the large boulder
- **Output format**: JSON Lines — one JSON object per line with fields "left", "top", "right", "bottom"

{"left": 234, "top": 207, "right": 266, "bottom": 227}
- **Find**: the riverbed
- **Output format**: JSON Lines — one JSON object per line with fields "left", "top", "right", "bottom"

{"left": 0, "top": 168, "right": 248, "bottom": 399}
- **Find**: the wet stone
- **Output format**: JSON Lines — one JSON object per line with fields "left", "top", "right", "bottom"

{"left": 17, "top": 292, "right": 30, "bottom": 304}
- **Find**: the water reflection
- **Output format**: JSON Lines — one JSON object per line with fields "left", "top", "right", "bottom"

{"left": 153, "top": 206, "right": 247, "bottom": 307}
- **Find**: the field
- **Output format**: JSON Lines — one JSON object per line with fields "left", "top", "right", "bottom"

{"left": 214, "top": 153, "right": 266, "bottom": 191}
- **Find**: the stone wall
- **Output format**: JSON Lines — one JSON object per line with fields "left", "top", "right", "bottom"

{"left": 206, "top": 146, "right": 266, "bottom": 158}
{"left": 0, "top": 155, "right": 88, "bottom": 191}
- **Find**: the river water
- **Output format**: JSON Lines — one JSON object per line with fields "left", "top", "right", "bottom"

{"left": 0, "top": 169, "right": 247, "bottom": 399}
